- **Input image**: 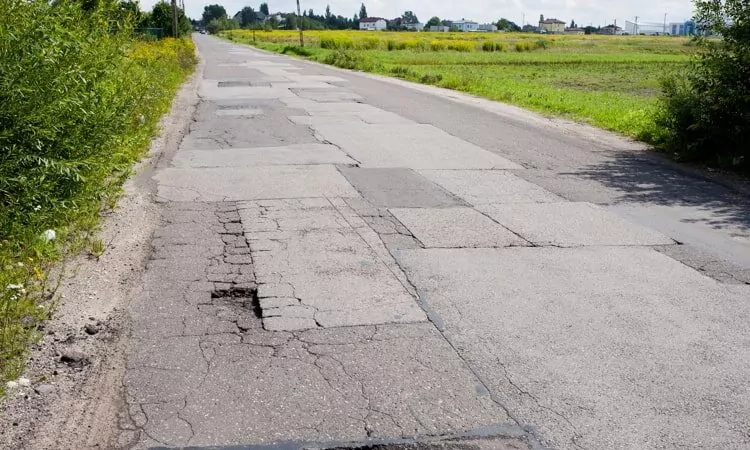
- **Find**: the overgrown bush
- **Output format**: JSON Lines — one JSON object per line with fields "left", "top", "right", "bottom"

{"left": 655, "top": 0, "right": 750, "bottom": 170}
{"left": 323, "top": 50, "right": 374, "bottom": 70}
{"left": 0, "top": 0, "right": 196, "bottom": 394}
{"left": 282, "top": 45, "right": 314, "bottom": 56}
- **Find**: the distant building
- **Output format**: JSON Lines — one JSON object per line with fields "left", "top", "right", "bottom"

{"left": 599, "top": 24, "right": 623, "bottom": 35}
{"left": 402, "top": 22, "right": 424, "bottom": 31}
{"left": 669, "top": 20, "right": 696, "bottom": 35}
{"left": 564, "top": 27, "right": 585, "bottom": 35}
{"left": 522, "top": 24, "right": 540, "bottom": 33}
{"left": 539, "top": 18, "right": 566, "bottom": 33}
{"left": 477, "top": 23, "right": 498, "bottom": 32}
{"left": 452, "top": 19, "right": 479, "bottom": 32}
{"left": 359, "top": 17, "right": 387, "bottom": 31}
{"left": 429, "top": 25, "right": 450, "bottom": 32}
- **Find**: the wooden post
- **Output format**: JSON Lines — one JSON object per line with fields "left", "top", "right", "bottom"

{"left": 171, "top": 0, "right": 179, "bottom": 37}
{"left": 296, "top": 0, "right": 304, "bottom": 46}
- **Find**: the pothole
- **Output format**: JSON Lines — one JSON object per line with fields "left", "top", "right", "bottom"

{"left": 211, "top": 286, "right": 262, "bottom": 320}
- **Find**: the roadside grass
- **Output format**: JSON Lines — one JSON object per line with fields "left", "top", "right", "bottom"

{"left": 0, "top": 2, "right": 196, "bottom": 396}
{"left": 223, "top": 30, "right": 690, "bottom": 142}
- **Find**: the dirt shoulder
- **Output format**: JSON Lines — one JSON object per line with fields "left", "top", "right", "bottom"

{"left": 0, "top": 52, "right": 202, "bottom": 450}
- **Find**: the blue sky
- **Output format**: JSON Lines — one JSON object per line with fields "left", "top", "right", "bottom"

{"left": 141, "top": 0, "right": 694, "bottom": 28}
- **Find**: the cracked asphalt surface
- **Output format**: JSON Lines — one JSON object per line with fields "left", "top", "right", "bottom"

{"left": 118, "top": 35, "right": 750, "bottom": 449}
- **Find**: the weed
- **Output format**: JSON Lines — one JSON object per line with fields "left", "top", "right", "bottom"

{"left": 90, "top": 238, "right": 106, "bottom": 258}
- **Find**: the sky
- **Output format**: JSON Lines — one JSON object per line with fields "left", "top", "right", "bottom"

{"left": 141, "top": 0, "right": 695, "bottom": 28}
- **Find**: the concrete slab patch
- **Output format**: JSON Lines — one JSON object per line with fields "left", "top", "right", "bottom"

{"left": 311, "top": 124, "right": 522, "bottom": 170}
{"left": 271, "top": 82, "right": 335, "bottom": 90}
{"left": 390, "top": 207, "right": 528, "bottom": 248}
{"left": 338, "top": 167, "right": 466, "bottom": 208}
{"left": 171, "top": 144, "right": 357, "bottom": 168}
{"left": 199, "top": 81, "right": 296, "bottom": 100}
{"left": 420, "top": 170, "right": 562, "bottom": 205}
{"left": 238, "top": 200, "right": 425, "bottom": 330}
{"left": 288, "top": 115, "right": 366, "bottom": 127}
{"left": 214, "top": 108, "right": 263, "bottom": 117}
{"left": 141, "top": 323, "right": 511, "bottom": 447}
{"left": 155, "top": 166, "right": 360, "bottom": 201}
{"left": 285, "top": 74, "right": 351, "bottom": 84}
{"left": 394, "top": 246, "right": 750, "bottom": 449}
{"left": 479, "top": 202, "right": 675, "bottom": 247}
{"left": 293, "top": 90, "right": 364, "bottom": 102}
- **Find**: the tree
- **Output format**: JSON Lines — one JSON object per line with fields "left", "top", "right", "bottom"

{"left": 151, "top": 2, "right": 191, "bottom": 36}
{"left": 202, "top": 4, "right": 227, "bottom": 24}
{"left": 583, "top": 26, "right": 597, "bottom": 35}
{"left": 359, "top": 3, "right": 367, "bottom": 19}
{"left": 425, "top": 16, "right": 441, "bottom": 28}
{"left": 402, "top": 10, "right": 418, "bottom": 24}
{"left": 655, "top": 0, "right": 750, "bottom": 170}
{"left": 206, "top": 17, "right": 239, "bottom": 34}
{"left": 237, "top": 6, "right": 257, "bottom": 27}
{"left": 496, "top": 18, "right": 521, "bottom": 32}
{"left": 570, "top": 19, "right": 576, "bottom": 28}
{"left": 259, "top": 2, "right": 269, "bottom": 16}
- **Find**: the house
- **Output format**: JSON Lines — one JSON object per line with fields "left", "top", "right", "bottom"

{"left": 564, "top": 27, "right": 585, "bottom": 35}
{"left": 598, "top": 24, "right": 623, "bottom": 35}
{"left": 359, "top": 17, "right": 387, "bottom": 31}
{"left": 478, "top": 23, "right": 498, "bottom": 32}
{"left": 522, "top": 24, "right": 540, "bottom": 33}
{"left": 452, "top": 19, "right": 479, "bottom": 32}
{"left": 539, "top": 18, "right": 566, "bottom": 33}
{"left": 429, "top": 25, "right": 450, "bottom": 32}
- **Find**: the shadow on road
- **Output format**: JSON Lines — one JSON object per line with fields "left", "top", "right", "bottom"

{"left": 571, "top": 152, "right": 750, "bottom": 232}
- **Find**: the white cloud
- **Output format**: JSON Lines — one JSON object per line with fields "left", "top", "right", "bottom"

{"left": 140, "top": 0, "right": 694, "bottom": 28}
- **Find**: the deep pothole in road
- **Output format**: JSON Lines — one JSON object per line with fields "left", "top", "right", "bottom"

{"left": 211, "top": 286, "right": 262, "bottom": 319}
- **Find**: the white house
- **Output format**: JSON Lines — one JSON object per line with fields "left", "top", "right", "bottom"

{"left": 452, "top": 19, "right": 479, "bottom": 32}
{"left": 359, "top": 17, "right": 387, "bottom": 31}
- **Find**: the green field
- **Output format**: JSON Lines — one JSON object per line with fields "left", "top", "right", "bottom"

{"left": 223, "top": 30, "right": 693, "bottom": 142}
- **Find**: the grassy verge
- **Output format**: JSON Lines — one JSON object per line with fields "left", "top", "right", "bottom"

{"left": 0, "top": 1, "right": 196, "bottom": 396}
{"left": 223, "top": 30, "right": 691, "bottom": 143}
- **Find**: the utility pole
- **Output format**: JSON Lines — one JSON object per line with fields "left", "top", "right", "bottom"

{"left": 296, "top": 0, "right": 304, "bottom": 46}
{"left": 634, "top": 16, "right": 638, "bottom": 35}
{"left": 171, "top": 0, "right": 179, "bottom": 37}
{"left": 663, "top": 13, "right": 667, "bottom": 35}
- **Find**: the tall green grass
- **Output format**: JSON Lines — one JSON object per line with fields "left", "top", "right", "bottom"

{"left": 0, "top": 0, "right": 196, "bottom": 395}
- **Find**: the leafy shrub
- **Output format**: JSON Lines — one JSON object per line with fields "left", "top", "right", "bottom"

{"left": 447, "top": 41, "right": 475, "bottom": 52}
{"left": 356, "top": 37, "right": 381, "bottom": 50}
{"left": 390, "top": 66, "right": 416, "bottom": 78}
{"left": 323, "top": 50, "right": 373, "bottom": 70}
{"left": 386, "top": 40, "right": 397, "bottom": 51}
{"left": 481, "top": 41, "right": 507, "bottom": 52}
{"left": 282, "top": 45, "right": 313, "bottom": 56}
{"left": 654, "top": 0, "right": 750, "bottom": 170}
{"left": 429, "top": 40, "right": 447, "bottom": 51}
{"left": 515, "top": 41, "right": 532, "bottom": 52}
{"left": 535, "top": 38, "right": 551, "bottom": 49}
{"left": 320, "top": 36, "right": 354, "bottom": 49}
{"left": 0, "top": 0, "right": 196, "bottom": 394}
{"left": 419, "top": 73, "right": 443, "bottom": 84}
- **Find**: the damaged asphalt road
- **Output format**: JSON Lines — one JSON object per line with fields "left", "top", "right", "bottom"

{"left": 3, "top": 34, "right": 750, "bottom": 450}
